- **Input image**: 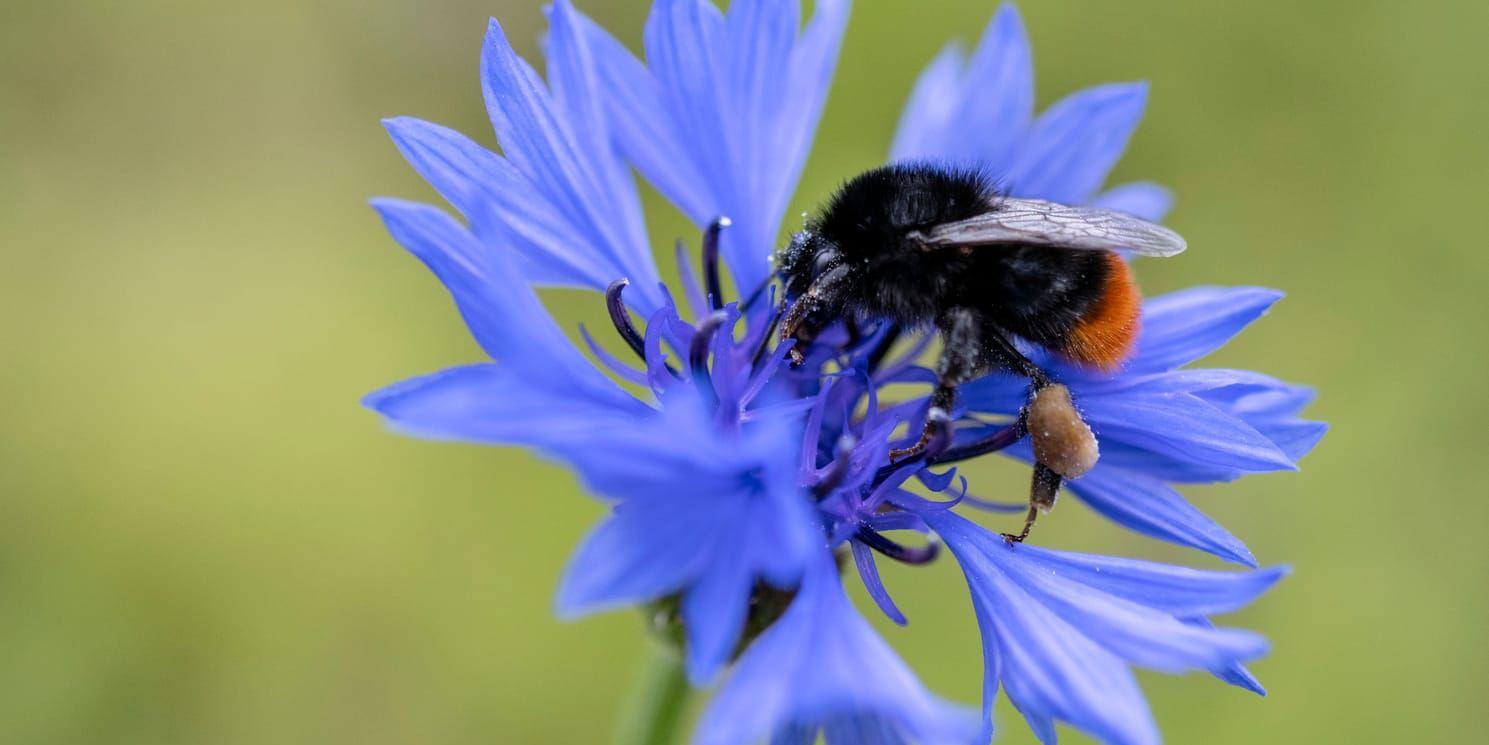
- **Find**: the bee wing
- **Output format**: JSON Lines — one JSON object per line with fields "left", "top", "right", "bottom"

{"left": 910, "top": 197, "right": 1187, "bottom": 257}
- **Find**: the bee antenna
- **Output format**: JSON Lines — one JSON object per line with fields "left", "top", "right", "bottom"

{"left": 854, "top": 526, "right": 940, "bottom": 565}
{"left": 810, "top": 436, "right": 856, "bottom": 498}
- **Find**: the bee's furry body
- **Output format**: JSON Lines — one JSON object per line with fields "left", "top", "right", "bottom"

{"left": 781, "top": 164, "right": 1136, "bottom": 367}
{"left": 776, "top": 162, "right": 1175, "bottom": 540}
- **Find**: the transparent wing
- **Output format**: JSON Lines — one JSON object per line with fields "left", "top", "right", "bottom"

{"left": 909, "top": 197, "right": 1187, "bottom": 257}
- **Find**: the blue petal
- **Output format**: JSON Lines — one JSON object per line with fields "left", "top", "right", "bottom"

{"left": 546, "top": 1, "right": 654, "bottom": 276}
{"left": 1131, "top": 287, "right": 1284, "bottom": 372}
{"left": 382, "top": 117, "right": 619, "bottom": 290}
{"left": 1067, "top": 462, "right": 1259, "bottom": 566}
{"left": 1126, "top": 368, "right": 1299, "bottom": 395}
{"left": 768, "top": 725, "right": 817, "bottom": 745}
{"left": 774, "top": 0, "right": 850, "bottom": 211}
{"left": 992, "top": 555, "right": 1272, "bottom": 673}
{"left": 1253, "top": 418, "right": 1327, "bottom": 463}
{"left": 1083, "top": 391, "right": 1296, "bottom": 472}
{"left": 950, "top": 3, "right": 1033, "bottom": 170}
{"left": 363, "top": 364, "right": 640, "bottom": 447}
{"left": 1088, "top": 439, "right": 1250, "bottom": 483}
{"left": 927, "top": 511, "right": 1278, "bottom": 745}
{"left": 928, "top": 512, "right": 1158, "bottom": 745}
{"left": 479, "top": 18, "right": 663, "bottom": 308}
{"left": 890, "top": 3, "right": 1031, "bottom": 170}
{"left": 956, "top": 368, "right": 1028, "bottom": 414}
{"left": 1092, "top": 181, "right": 1173, "bottom": 221}
{"left": 696, "top": 558, "right": 980, "bottom": 745}
{"left": 1200, "top": 376, "right": 1315, "bottom": 417}
{"left": 643, "top": 0, "right": 730, "bottom": 204}
{"left": 558, "top": 393, "right": 816, "bottom": 682}
{"left": 1008, "top": 82, "right": 1149, "bottom": 203}
{"left": 1008, "top": 545, "right": 1287, "bottom": 618}
{"left": 619, "top": 0, "right": 847, "bottom": 292}
{"left": 570, "top": 5, "right": 714, "bottom": 223}
{"left": 368, "top": 199, "right": 637, "bottom": 407}
{"left": 822, "top": 714, "right": 919, "bottom": 744}
{"left": 382, "top": 116, "right": 514, "bottom": 218}
{"left": 850, "top": 540, "right": 908, "bottom": 626}
{"left": 997, "top": 440, "right": 1256, "bottom": 562}
{"left": 889, "top": 44, "right": 966, "bottom": 163}
{"left": 682, "top": 527, "right": 756, "bottom": 683}
{"left": 1185, "top": 617, "right": 1269, "bottom": 696}
{"left": 1198, "top": 382, "right": 1327, "bottom": 463}
{"left": 723, "top": 0, "right": 800, "bottom": 208}
{"left": 556, "top": 496, "right": 722, "bottom": 616}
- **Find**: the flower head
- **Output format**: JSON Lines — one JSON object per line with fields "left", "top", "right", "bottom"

{"left": 366, "top": 2, "right": 1320, "bottom": 743}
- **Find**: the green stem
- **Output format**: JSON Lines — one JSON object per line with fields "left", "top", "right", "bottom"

{"left": 614, "top": 644, "right": 692, "bottom": 745}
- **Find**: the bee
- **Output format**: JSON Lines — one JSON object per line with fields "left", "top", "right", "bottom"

{"left": 778, "top": 163, "right": 1186, "bottom": 541}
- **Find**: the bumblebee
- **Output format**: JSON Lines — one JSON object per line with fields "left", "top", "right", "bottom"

{"left": 778, "top": 164, "right": 1185, "bottom": 540}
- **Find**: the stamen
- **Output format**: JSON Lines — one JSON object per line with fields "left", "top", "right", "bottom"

{"left": 578, "top": 325, "right": 648, "bottom": 386}
{"left": 748, "top": 302, "right": 783, "bottom": 370}
{"left": 798, "top": 378, "right": 835, "bottom": 475}
{"left": 870, "top": 421, "right": 1026, "bottom": 486}
{"left": 872, "top": 330, "right": 934, "bottom": 382}
{"left": 701, "top": 217, "right": 730, "bottom": 311}
{"left": 690, "top": 311, "right": 728, "bottom": 405}
{"left": 854, "top": 526, "right": 940, "bottom": 565}
{"left": 864, "top": 323, "right": 901, "bottom": 373}
{"left": 850, "top": 540, "right": 908, "bottom": 626}
{"left": 605, "top": 279, "right": 646, "bottom": 360}
{"left": 810, "top": 436, "right": 856, "bottom": 498}
{"left": 740, "top": 337, "right": 791, "bottom": 408}
{"left": 738, "top": 272, "right": 773, "bottom": 312}
{"left": 932, "top": 421, "right": 1027, "bottom": 466}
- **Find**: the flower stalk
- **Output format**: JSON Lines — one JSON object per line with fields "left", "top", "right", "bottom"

{"left": 614, "top": 644, "right": 691, "bottom": 745}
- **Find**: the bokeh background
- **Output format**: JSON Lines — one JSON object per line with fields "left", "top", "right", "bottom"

{"left": 4, "top": 0, "right": 1487, "bottom": 742}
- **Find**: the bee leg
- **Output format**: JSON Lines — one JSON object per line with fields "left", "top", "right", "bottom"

{"left": 890, "top": 308, "right": 987, "bottom": 461}
{"left": 780, "top": 263, "right": 851, "bottom": 365}
{"left": 1003, "top": 464, "right": 1061, "bottom": 544}
{"left": 888, "top": 402, "right": 953, "bottom": 461}
{"left": 983, "top": 327, "right": 1053, "bottom": 390}
{"left": 973, "top": 326, "right": 1082, "bottom": 544}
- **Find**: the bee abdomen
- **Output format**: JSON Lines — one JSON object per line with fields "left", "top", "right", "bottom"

{"left": 1060, "top": 252, "right": 1141, "bottom": 370}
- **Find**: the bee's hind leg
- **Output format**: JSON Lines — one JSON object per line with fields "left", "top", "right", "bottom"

{"left": 983, "top": 327, "right": 1053, "bottom": 390}
{"left": 978, "top": 331, "right": 1099, "bottom": 545}
{"left": 889, "top": 308, "right": 989, "bottom": 461}
{"left": 1003, "top": 464, "right": 1061, "bottom": 543}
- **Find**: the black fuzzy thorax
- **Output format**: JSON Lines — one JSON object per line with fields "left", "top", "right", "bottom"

{"left": 787, "top": 163, "right": 1110, "bottom": 350}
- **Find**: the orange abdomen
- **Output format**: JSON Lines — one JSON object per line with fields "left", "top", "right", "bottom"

{"left": 1061, "top": 253, "right": 1141, "bottom": 371}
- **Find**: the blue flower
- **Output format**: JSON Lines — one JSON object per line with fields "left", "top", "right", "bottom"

{"left": 366, "top": 2, "right": 1314, "bottom": 744}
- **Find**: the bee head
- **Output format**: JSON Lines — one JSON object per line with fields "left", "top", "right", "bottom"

{"left": 778, "top": 230, "right": 844, "bottom": 301}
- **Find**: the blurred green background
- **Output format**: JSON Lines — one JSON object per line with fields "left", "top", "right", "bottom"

{"left": 4, "top": 0, "right": 1487, "bottom": 742}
